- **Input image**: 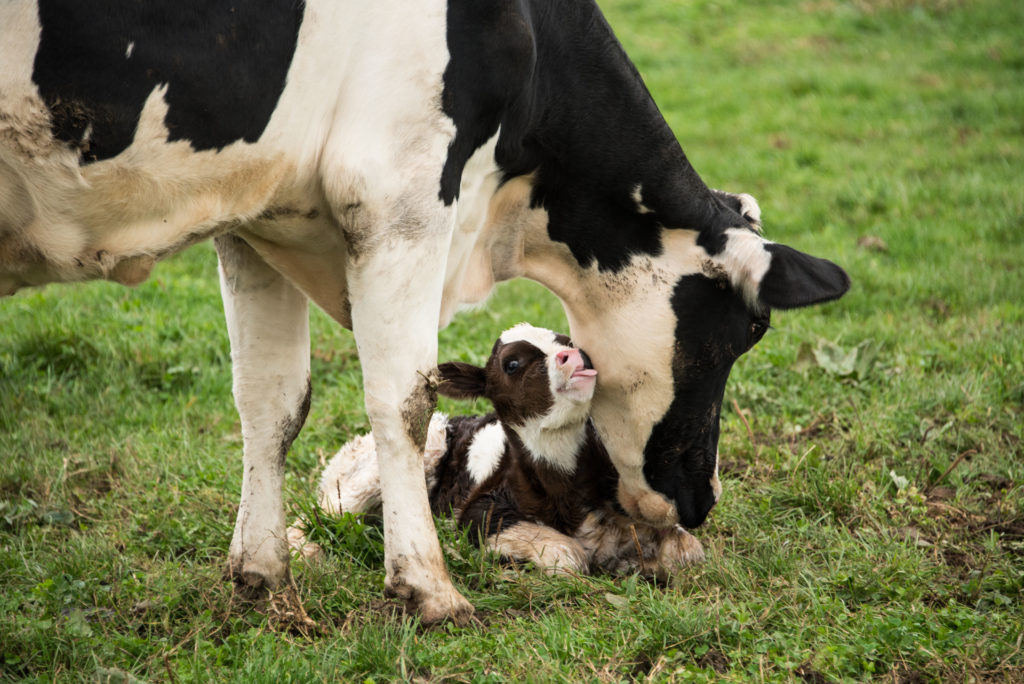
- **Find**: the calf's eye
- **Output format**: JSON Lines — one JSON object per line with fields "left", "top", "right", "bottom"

{"left": 503, "top": 359, "right": 521, "bottom": 374}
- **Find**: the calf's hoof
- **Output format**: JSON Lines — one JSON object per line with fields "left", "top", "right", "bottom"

{"left": 656, "top": 526, "right": 705, "bottom": 578}
{"left": 286, "top": 524, "right": 325, "bottom": 561}
{"left": 617, "top": 481, "right": 678, "bottom": 529}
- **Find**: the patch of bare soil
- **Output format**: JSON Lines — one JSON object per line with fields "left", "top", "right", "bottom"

{"left": 794, "top": 661, "right": 833, "bottom": 683}
{"left": 696, "top": 649, "right": 730, "bottom": 674}
{"left": 264, "top": 581, "right": 320, "bottom": 637}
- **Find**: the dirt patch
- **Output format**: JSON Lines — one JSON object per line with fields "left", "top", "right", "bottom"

{"left": 401, "top": 371, "right": 439, "bottom": 448}
{"left": 696, "top": 649, "right": 730, "bottom": 674}
{"left": 896, "top": 668, "right": 928, "bottom": 684}
{"left": 794, "top": 662, "right": 832, "bottom": 683}
{"left": 629, "top": 653, "right": 654, "bottom": 678}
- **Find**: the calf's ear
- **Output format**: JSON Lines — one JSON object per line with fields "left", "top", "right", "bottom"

{"left": 437, "top": 362, "right": 487, "bottom": 400}
{"left": 758, "top": 243, "right": 850, "bottom": 310}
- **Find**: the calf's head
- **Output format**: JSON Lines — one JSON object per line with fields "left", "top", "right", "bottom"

{"left": 438, "top": 323, "right": 597, "bottom": 471}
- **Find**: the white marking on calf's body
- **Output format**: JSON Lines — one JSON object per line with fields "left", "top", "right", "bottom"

{"left": 315, "top": 412, "right": 450, "bottom": 516}
{"left": 466, "top": 421, "right": 506, "bottom": 484}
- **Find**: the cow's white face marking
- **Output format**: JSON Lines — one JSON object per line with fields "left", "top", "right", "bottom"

{"left": 466, "top": 421, "right": 506, "bottom": 484}
{"left": 710, "top": 453, "right": 722, "bottom": 502}
{"left": 714, "top": 228, "right": 773, "bottom": 310}
{"left": 734, "top": 193, "right": 761, "bottom": 227}
{"left": 631, "top": 184, "right": 654, "bottom": 215}
{"left": 125, "top": 41, "right": 135, "bottom": 58}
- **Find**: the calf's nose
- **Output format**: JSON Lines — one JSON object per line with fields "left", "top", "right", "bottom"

{"left": 556, "top": 349, "right": 582, "bottom": 371}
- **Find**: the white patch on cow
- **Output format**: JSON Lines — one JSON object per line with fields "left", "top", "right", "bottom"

{"left": 125, "top": 41, "right": 135, "bottom": 59}
{"left": 714, "top": 228, "right": 773, "bottom": 310}
{"left": 735, "top": 192, "right": 761, "bottom": 228}
{"left": 440, "top": 133, "right": 503, "bottom": 324}
{"left": 632, "top": 183, "right": 654, "bottom": 215}
{"left": 466, "top": 421, "right": 506, "bottom": 484}
{"left": 711, "top": 453, "right": 722, "bottom": 502}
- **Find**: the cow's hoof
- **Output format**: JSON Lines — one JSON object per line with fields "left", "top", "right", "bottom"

{"left": 415, "top": 589, "right": 475, "bottom": 627}
{"left": 385, "top": 579, "right": 474, "bottom": 626}
{"left": 228, "top": 555, "right": 289, "bottom": 594}
{"left": 618, "top": 481, "right": 678, "bottom": 528}
{"left": 657, "top": 526, "right": 705, "bottom": 577}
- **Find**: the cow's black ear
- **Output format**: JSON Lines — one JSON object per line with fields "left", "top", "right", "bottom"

{"left": 437, "top": 362, "right": 487, "bottom": 400}
{"left": 758, "top": 243, "right": 850, "bottom": 310}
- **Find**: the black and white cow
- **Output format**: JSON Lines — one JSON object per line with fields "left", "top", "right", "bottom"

{"left": 0, "top": 0, "right": 849, "bottom": 623}
{"left": 295, "top": 323, "right": 705, "bottom": 579}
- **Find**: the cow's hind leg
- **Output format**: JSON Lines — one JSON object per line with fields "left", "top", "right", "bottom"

{"left": 346, "top": 213, "right": 473, "bottom": 625}
{"left": 216, "top": 235, "right": 311, "bottom": 591}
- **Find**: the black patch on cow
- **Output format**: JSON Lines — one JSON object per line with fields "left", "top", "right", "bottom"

{"left": 643, "top": 274, "right": 769, "bottom": 528}
{"left": 759, "top": 243, "right": 851, "bottom": 310}
{"left": 32, "top": 0, "right": 303, "bottom": 161}
{"left": 439, "top": 0, "right": 536, "bottom": 205}
{"left": 441, "top": 0, "right": 749, "bottom": 271}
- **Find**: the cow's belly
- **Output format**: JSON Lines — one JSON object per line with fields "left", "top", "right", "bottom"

{"left": 1, "top": 0, "right": 454, "bottom": 306}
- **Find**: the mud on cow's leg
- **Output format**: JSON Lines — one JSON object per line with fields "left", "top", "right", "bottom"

{"left": 346, "top": 211, "right": 473, "bottom": 626}
{"left": 216, "top": 235, "right": 311, "bottom": 592}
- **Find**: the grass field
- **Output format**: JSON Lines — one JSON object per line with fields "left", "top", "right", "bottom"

{"left": 2, "top": 0, "right": 1023, "bottom": 681}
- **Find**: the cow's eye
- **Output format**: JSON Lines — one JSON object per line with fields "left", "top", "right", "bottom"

{"left": 749, "top": 320, "right": 768, "bottom": 341}
{"left": 503, "top": 358, "right": 521, "bottom": 374}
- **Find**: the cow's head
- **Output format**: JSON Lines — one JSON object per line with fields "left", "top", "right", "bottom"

{"left": 554, "top": 196, "right": 849, "bottom": 529}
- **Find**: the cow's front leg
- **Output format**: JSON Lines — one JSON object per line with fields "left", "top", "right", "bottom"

{"left": 216, "top": 235, "right": 311, "bottom": 591}
{"left": 346, "top": 217, "right": 473, "bottom": 626}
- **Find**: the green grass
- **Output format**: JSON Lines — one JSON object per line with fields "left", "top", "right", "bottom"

{"left": 2, "top": 0, "right": 1023, "bottom": 681}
